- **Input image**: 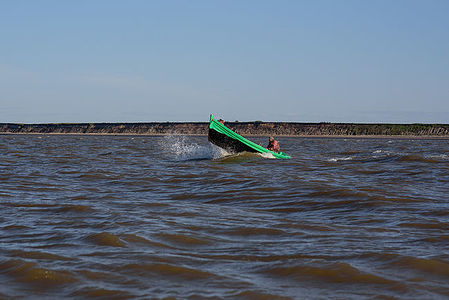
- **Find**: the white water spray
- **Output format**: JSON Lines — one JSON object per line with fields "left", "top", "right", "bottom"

{"left": 161, "top": 135, "right": 228, "bottom": 161}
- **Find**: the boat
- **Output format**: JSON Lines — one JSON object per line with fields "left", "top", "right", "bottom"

{"left": 208, "top": 114, "right": 291, "bottom": 159}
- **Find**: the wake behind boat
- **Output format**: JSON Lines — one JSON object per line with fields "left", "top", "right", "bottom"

{"left": 208, "top": 114, "right": 291, "bottom": 159}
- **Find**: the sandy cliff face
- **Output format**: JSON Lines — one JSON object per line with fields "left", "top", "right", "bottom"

{"left": 1, "top": 122, "right": 448, "bottom": 136}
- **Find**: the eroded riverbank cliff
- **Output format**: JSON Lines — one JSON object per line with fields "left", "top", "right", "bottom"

{"left": 1, "top": 122, "right": 449, "bottom": 136}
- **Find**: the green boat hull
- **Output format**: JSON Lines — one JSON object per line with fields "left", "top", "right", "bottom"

{"left": 208, "top": 114, "right": 291, "bottom": 159}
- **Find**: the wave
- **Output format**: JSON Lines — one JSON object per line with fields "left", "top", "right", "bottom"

{"left": 422, "top": 235, "right": 449, "bottom": 244}
{"left": 232, "top": 290, "right": 293, "bottom": 300}
{"left": 70, "top": 287, "right": 133, "bottom": 299}
{"left": 86, "top": 232, "right": 126, "bottom": 247}
{"left": 354, "top": 252, "right": 449, "bottom": 280}
{"left": 119, "top": 262, "right": 216, "bottom": 280}
{"left": 390, "top": 255, "right": 449, "bottom": 279}
{"left": 220, "top": 226, "right": 286, "bottom": 237}
{"left": 55, "top": 204, "right": 94, "bottom": 214}
{"left": 372, "top": 149, "right": 448, "bottom": 163}
{"left": 8, "top": 250, "right": 73, "bottom": 261}
{"left": 156, "top": 232, "right": 211, "bottom": 246}
{"left": 262, "top": 262, "right": 398, "bottom": 285}
{"left": 4, "top": 202, "right": 58, "bottom": 209}
{"left": 398, "top": 222, "right": 449, "bottom": 230}
{"left": 397, "top": 154, "right": 440, "bottom": 163}
{"left": 121, "top": 234, "right": 176, "bottom": 249}
{"left": 428, "top": 154, "right": 449, "bottom": 161}
{"left": 213, "top": 152, "right": 265, "bottom": 163}
{"left": 339, "top": 150, "right": 363, "bottom": 155}
{"left": 2, "top": 225, "right": 30, "bottom": 231}
{"left": 0, "top": 259, "right": 77, "bottom": 287}
{"left": 305, "top": 187, "right": 368, "bottom": 200}
{"left": 326, "top": 149, "right": 449, "bottom": 164}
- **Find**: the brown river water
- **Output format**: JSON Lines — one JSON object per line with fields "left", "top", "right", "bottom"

{"left": 1, "top": 134, "right": 449, "bottom": 299}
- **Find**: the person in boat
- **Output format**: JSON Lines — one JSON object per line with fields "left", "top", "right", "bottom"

{"left": 267, "top": 136, "right": 280, "bottom": 152}
{"left": 218, "top": 119, "right": 225, "bottom": 125}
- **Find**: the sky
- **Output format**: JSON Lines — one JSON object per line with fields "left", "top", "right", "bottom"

{"left": 1, "top": 0, "right": 448, "bottom": 123}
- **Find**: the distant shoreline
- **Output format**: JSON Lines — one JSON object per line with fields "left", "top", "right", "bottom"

{"left": 2, "top": 132, "right": 449, "bottom": 140}
{"left": 1, "top": 122, "right": 449, "bottom": 137}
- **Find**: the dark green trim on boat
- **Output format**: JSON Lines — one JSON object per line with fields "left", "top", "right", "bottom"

{"left": 208, "top": 114, "right": 291, "bottom": 159}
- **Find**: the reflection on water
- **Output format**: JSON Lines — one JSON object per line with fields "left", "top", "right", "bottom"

{"left": 1, "top": 135, "right": 449, "bottom": 299}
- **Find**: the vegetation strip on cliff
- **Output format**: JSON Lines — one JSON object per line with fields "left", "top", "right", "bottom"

{"left": 1, "top": 122, "right": 449, "bottom": 136}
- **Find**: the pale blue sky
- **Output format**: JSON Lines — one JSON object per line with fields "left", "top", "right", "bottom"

{"left": 1, "top": 0, "right": 448, "bottom": 123}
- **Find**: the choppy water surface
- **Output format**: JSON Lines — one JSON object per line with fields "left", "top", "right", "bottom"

{"left": 1, "top": 135, "right": 449, "bottom": 299}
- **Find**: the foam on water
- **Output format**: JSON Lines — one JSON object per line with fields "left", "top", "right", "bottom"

{"left": 328, "top": 156, "right": 353, "bottom": 162}
{"left": 373, "top": 149, "right": 387, "bottom": 154}
{"left": 428, "top": 154, "right": 449, "bottom": 161}
{"left": 260, "top": 152, "right": 275, "bottom": 159}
